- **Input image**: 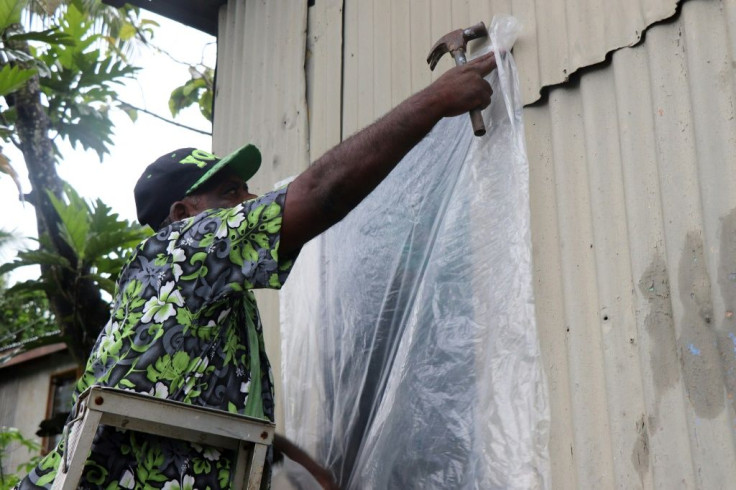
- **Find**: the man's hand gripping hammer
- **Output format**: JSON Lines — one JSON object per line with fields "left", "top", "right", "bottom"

{"left": 427, "top": 22, "right": 489, "bottom": 136}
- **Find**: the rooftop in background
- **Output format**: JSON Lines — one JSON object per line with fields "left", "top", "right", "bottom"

{"left": 102, "top": 0, "right": 226, "bottom": 35}
{"left": 0, "top": 341, "right": 67, "bottom": 369}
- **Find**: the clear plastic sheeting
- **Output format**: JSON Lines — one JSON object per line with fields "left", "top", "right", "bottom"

{"left": 280, "top": 16, "right": 549, "bottom": 490}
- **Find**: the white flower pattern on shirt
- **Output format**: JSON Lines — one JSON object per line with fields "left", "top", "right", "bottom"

{"left": 19, "top": 188, "right": 294, "bottom": 490}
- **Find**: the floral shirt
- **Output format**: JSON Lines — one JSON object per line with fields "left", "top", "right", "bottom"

{"left": 19, "top": 188, "right": 294, "bottom": 490}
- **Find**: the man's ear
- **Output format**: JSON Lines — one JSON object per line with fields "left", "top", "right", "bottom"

{"left": 169, "top": 200, "right": 193, "bottom": 222}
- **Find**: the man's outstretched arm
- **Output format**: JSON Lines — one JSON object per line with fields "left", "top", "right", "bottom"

{"left": 279, "top": 52, "right": 496, "bottom": 255}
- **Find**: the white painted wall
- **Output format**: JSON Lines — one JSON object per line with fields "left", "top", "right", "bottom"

{"left": 0, "top": 348, "right": 76, "bottom": 479}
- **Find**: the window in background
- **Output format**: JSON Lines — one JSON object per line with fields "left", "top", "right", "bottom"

{"left": 42, "top": 369, "right": 76, "bottom": 453}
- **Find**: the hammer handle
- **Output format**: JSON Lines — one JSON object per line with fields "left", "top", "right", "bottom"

{"left": 452, "top": 50, "right": 486, "bottom": 137}
{"left": 469, "top": 109, "right": 486, "bottom": 136}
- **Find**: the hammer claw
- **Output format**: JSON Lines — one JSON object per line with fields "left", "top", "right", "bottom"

{"left": 426, "top": 21, "right": 489, "bottom": 136}
{"left": 426, "top": 43, "right": 448, "bottom": 71}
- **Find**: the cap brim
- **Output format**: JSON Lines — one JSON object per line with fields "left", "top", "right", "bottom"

{"left": 186, "top": 144, "right": 261, "bottom": 194}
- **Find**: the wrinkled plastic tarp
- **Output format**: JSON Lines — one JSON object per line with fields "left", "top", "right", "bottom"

{"left": 280, "top": 16, "right": 550, "bottom": 490}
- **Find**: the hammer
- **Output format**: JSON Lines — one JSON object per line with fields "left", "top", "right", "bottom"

{"left": 427, "top": 22, "right": 489, "bottom": 136}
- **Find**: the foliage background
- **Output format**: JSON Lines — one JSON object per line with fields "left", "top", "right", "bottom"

{"left": 0, "top": 3, "right": 215, "bottom": 484}
{"left": 0, "top": 3, "right": 214, "bottom": 353}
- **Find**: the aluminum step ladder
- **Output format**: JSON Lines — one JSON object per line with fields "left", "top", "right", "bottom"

{"left": 52, "top": 385, "right": 274, "bottom": 490}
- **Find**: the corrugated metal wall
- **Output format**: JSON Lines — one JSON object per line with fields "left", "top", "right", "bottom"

{"left": 215, "top": 0, "right": 736, "bottom": 487}
{"left": 214, "top": 0, "right": 309, "bottom": 191}
{"left": 214, "top": 0, "right": 310, "bottom": 431}
{"left": 527, "top": 0, "right": 736, "bottom": 486}
{"left": 340, "top": 0, "right": 683, "bottom": 114}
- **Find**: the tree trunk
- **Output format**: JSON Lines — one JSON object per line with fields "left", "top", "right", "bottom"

{"left": 5, "top": 31, "right": 109, "bottom": 365}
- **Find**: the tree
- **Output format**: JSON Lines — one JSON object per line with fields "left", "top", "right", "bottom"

{"left": 169, "top": 64, "right": 214, "bottom": 122}
{"left": 0, "top": 277, "right": 57, "bottom": 348}
{"left": 0, "top": 0, "right": 155, "bottom": 364}
{"left": 0, "top": 229, "right": 18, "bottom": 252}
{"left": 0, "top": 230, "right": 54, "bottom": 349}
{"left": 0, "top": 186, "right": 150, "bottom": 350}
{"left": 0, "top": 427, "right": 41, "bottom": 489}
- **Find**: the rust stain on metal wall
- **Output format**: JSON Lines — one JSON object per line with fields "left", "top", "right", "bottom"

{"left": 638, "top": 253, "right": 680, "bottom": 420}
{"left": 718, "top": 209, "right": 736, "bottom": 416}
{"left": 678, "top": 232, "right": 724, "bottom": 418}
{"left": 631, "top": 414, "right": 650, "bottom": 482}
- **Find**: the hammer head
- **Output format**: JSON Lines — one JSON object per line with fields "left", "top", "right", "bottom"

{"left": 427, "top": 21, "right": 488, "bottom": 70}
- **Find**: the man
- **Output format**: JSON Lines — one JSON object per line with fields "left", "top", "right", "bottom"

{"left": 18, "top": 52, "right": 496, "bottom": 489}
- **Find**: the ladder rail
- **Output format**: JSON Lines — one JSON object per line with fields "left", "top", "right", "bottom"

{"left": 55, "top": 405, "right": 102, "bottom": 490}
{"left": 54, "top": 386, "right": 274, "bottom": 489}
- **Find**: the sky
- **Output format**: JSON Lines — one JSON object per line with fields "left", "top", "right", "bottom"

{"left": 0, "top": 12, "right": 216, "bottom": 280}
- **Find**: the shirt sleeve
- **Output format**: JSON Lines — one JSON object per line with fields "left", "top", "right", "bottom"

{"left": 165, "top": 186, "right": 297, "bottom": 304}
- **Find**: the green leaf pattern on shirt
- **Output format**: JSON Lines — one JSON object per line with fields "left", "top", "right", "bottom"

{"left": 20, "top": 188, "right": 293, "bottom": 490}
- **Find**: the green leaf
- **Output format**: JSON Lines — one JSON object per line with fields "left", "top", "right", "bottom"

{"left": 88, "top": 274, "right": 116, "bottom": 295}
{"left": 48, "top": 186, "right": 91, "bottom": 260}
{"left": 85, "top": 224, "right": 148, "bottom": 263}
{"left": 139, "top": 18, "right": 159, "bottom": 28}
{"left": 5, "top": 278, "right": 54, "bottom": 295}
{"left": 168, "top": 76, "right": 209, "bottom": 119}
{"left": 8, "top": 28, "right": 76, "bottom": 46}
{"left": 56, "top": 112, "right": 115, "bottom": 160}
{"left": 181, "top": 77, "right": 205, "bottom": 97}
{"left": 0, "top": 248, "right": 71, "bottom": 275}
{"left": 0, "top": 64, "right": 37, "bottom": 96}
{"left": 1, "top": 47, "right": 38, "bottom": 64}
{"left": 0, "top": 0, "right": 26, "bottom": 32}
{"left": 94, "top": 256, "right": 126, "bottom": 276}
{"left": 198, "top": 89, "right": 213, "bottom": 121}
{"left": 118, "top": 102, "right": 137, "bottom": 122}
{"left": 168, "top": 85, "right": 187, "bottom": 117}
{"left": 118, "top": 22, "right": 136, "bottom": 41}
